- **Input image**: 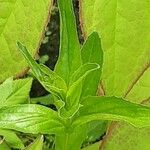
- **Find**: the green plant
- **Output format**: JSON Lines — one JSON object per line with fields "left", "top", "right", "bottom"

{"left": 0, "top": 78, "right": 32, "bottom": 149}
{"left": 7, "top": 0, "right": 150, "bottom": 149}
{"left": 80, "top": 0, "right": 150, "bottom": 149}
{"left": 0, "top": 0, "right": 53, "bottom": 81}
{"left": 0, "top": 0, "right": 150, "bottom": 150}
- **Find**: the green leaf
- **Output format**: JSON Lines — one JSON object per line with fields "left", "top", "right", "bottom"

{"left": 0, "top": 78, "right": 13, "bottom": 103}
{"left": 6, "top": 78, "right": 32, "bottom": 105}
{"left": 80, "top": 33, "right": 107, "bottom": 148}
{"left": 81, "top": 32, "right": 103, "bottom": 98}
{"left": 30, "top": 94, "right": 54, "bottom": 105}
{"left": 0, "top": 104, "right": 64, "bottom": 134}
{"left": 69, "top": 63, "right": 100, "bottom": 86}
{"left": 73, "top": 96, "right": 150, "bottom": 128}
{"left": 80, "top": 1, "right": 150, "bottom": 148}
{"left": 59, "top": 63, "right": 100, "bottom": 118}
{"left": 0, "top": 78, "right": 32, "bottom": 108}
{"left": 83, "top": 121, "right": 107, "bottom": 144}
{"left": 100, "top": 122, "right": 150, "bottom": 150}
{"left": 26, "top": 135, "right": 43, "bottom": 150}
{"left": 0, "top": 0, "right": 53, "bottom": 81}
{"left": 17, "top": 42, "right": 67, "bottom": 100}
{"left": 0, "top": 141, "right": 11, "bottom": 150}
{"left": 80, "top": 0, "right": 150, "bottom": 103}
{"left": 55, "top": 0, "right": 81, "bottom": 84}
{"left": 0, "top": 129, "right": 24, "bottom": 149}
{"left": 82, "top": 142, "right": 100, "bottom": 150}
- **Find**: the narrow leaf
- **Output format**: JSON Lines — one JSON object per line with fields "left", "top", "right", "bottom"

{"left": 73, "top": 96, "right": 150, "bottom": 128}
{"left": 55, "top": 0, "right": 81, "bottom": 84}
{"left": 17, "top": 42, "right": 67, "bottom": 100}
{"left": 67, "top": 63, "right": 100, "bottom": 105}
{"left": 81, "top": 32, "right": 103, "bottom": 98}
{"left": 30, "top": 94, "right": 53, "bottom": 105}
{"left": 69, "top": 63, "right": 100, "bottom": 86}
{"left": 60, "top": 63, "right": 100, "bottom": 118}
{"left": 0, "top": 129, "right": 24, "bottom": 149}
{"left": 0, "top": 104, "right": 64, "bottom": 134}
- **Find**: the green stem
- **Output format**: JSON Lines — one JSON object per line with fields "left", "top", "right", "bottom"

{"left": 55, "top": 126, "right": 86, "bottom": 150}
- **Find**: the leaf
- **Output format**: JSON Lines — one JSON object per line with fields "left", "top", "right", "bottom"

{"left": 81, "top": 32, "right": 103, "bottom": 98}
{"left": 59, "top": 63, "right": 100, "bottom": 118}
{"left": 6, "top": 78, "right": 33, "bottom": 105}
{"left": 82, "top": 142, "right": 100, "bottom": 150}
{"left": 80, "top": 0, "right": 150, "bottom": 148}
{"left": 69, "top": 63, "right": 100, "bottom": 86}
{"left": 0, "top": 141, "right": 11, "bottom": 150}
{"left": 83, "top": 121, "right": 107, "bottom": 144}
{"left": 0, "top": 78, "right": 13, "bottom": 103}
{"left": 68, "top": 63, "right": 100, "bottom": 106}
{"left": 17, "top": 42, "right": 67, "bottom": 100}
{"left": 55, "top": 0, "right": 81, "bottom": 84}
{"left": 31, "top": 94, "right": 54, "bottom": 105}
{"left": 26, "top": 135, "right": 43, "bottom": 150}
{"left": 100, "top": 122, "right": 150, "bottom": 150}
{"left": 0, "top": 129, "right": 24, "bottom": 149}
{"left": 100, "top": 101, "right": 150, "bottom": 150}
{"left": 0, "top": 104, "right": 64, "bottom": 134}
{"left": 80, "top": 32, "right": 107, "bottom": 147}
{"left": 80, "top": 0, "right": 150, "bottom": 102}
{"left": 0, "top": 0, "right": 53, "bottom": 81}
{"left": 73, "top": 96, "right": 150, "bottom": 128}
{"left": 0, "top": 78, "right": 32, "bottom": 108}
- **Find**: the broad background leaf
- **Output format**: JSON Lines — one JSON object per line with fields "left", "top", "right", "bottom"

{"left": 80, "top": 0, "right": 150, "bottom": 100}
{"left": 0, "top": 0, "right": 53, "bottom": 81}
{"left": 80, "top": 0, "right": 150, "bottom": 149}
{"left": 100, "top": 122, "right": 150, "bottom": 150}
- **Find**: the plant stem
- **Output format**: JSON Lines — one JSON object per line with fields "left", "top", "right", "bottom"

{"left": 55, "top": 126, "right": 87, "bottom": 150}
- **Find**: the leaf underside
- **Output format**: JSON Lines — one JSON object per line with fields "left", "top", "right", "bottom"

{"left": 0, "top": 0, "right": 53, "bottom": 81}
{"left": 80, "top": 0, "right": 150, "bottom": 149}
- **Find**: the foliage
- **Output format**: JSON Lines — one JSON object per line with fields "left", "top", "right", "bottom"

{"left": 0, "top": 0, "right": 53, "bottom": 81}
{"left": 80, "top": 0, "right": 150, "bottom": 149}
{"left": 0, "top": 0, "right": 149, "bottom": 149}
